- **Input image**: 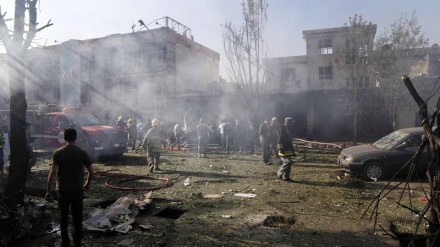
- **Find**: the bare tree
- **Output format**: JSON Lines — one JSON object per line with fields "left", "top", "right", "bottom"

{"left": 374, "top": 11, "right": 429, "bottom": 130}
{"left": 0, "top": 0, "right": 52, "bottom": 208}
{"left": 365, "top": 76, "right": 440, "bottom": 246}
{"left": 334, "top": 15, "right": 377, "bottom": 145}
{"left": 222, "top": 0, "right": 268, "bottom": 114}
{"left": 402, "top": 75, "right": 440, "bottom": 246}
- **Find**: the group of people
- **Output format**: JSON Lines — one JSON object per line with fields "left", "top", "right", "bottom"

{"left": 201, "top": 116, "right": 297, "bottom": 181}
{"left": 258, "top": 117, "right": 296, "bottom": 181}
{"left": 43, "top": 114, "right": 296, "bottom": 246}
{"left": 117, "top": 116, "right": 165, "bottom": 172}
{"left": 44, "top": 117, "right": 166, "bottom": 246}
{"left": 114, "top": 114, "right": 297, "bottom": 181}
{"left": 117, "top": 116, "right": 153, "bottom": 152}
{"left": 218, "top": 118, "right": 256, "bottom": 155}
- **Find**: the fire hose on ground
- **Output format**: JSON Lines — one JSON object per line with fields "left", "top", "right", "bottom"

{"left": 94, "top": 169, "right": 170, "bottom": 191}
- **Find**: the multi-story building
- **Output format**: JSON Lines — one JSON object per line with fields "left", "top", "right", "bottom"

{"left": 1, "top": 17, "right": 219, "bottom": 122}
{"left": 266, "top": 24, "right": 440, "bottom": 139}
{"left": 266, "top": 25, "right": 377, "bottom": 92}
{"left": 3, "top": 20, "right": 439, "bottom": 140}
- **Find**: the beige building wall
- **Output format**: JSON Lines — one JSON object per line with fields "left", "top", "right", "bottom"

{"left": 4, "top": 25, "right": 219, "bottom": 119}
{"left": 303, "top": 25, "right": 377, "bottom": 90}
{"left": 175, "top": 41, "right": 219, "bottom": 94}
{"left": 266, "top": 25, "right": 377, "bottom": 135}
{"left": 266, "top": 56, "right": 308, "bottom": 92}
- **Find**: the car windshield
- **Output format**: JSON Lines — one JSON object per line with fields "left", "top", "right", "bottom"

{"left": 69, "top": 113, "right": 103, "bottom": 126}
{"left": 372, "top": 130, "right": 410, "bottom": 149}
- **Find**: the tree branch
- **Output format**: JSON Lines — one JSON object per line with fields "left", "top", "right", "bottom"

{"left": 21, "top": 0, "right": 38, "bottom": 51}
{"left": 36, "top": 19, "right": 53, "bottom": 32}
{"left": 0, "top": 6, "right": 13, "bottom": 49}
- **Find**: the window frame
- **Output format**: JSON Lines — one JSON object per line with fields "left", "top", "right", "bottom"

{"left": 319, "top": 39, "right": 333, "bottom": 55}
{"left": 319, "top": 66, "right": 333, "bottom": 80}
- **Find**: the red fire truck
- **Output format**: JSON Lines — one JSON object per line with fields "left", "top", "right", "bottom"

{"left": 1, "top": 104, "right": 127, "bottom": 161}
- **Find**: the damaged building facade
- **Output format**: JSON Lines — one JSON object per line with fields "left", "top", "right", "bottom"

{"left": 266, "top": 25, "right": 440, "bottom": 140}
{"left": 0, "top": 17, "right": 219, "bottom": 123}
{"left": 1, "top": 19, "right": 440, "bottom": 141}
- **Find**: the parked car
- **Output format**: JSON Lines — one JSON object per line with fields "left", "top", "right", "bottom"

{"left": 338, "top": 127, "right": 429, "bottom": 181}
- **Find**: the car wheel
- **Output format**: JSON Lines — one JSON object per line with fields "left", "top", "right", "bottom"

{"left": 363, "top": 162, "right": 385, "bottom": 181}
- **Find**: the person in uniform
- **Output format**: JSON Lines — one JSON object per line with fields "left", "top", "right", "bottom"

{"left": 197, "top": 118, "right": 211, "bottom": 158}
{"left": 270, "top": 117, "right": 281, "bottom": 158}
{"left": 142, "top": 119, "right": 166, "bottom": 173}
{"left": 277, "top": 117, "right": 296, "bottom": 181}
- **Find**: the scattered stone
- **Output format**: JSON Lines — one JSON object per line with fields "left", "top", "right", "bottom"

{"left": 202, "top": 194, "right": 224, "bottom": 199}
{"left": 234, "top": 193, "right": 257, "bottom": 198}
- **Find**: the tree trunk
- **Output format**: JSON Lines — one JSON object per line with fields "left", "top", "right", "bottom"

{"left": 402, "top": 76, "right": 440, "bottom": 246}
{"left": 4, "top": 51, "right": 30, "bottom": 209}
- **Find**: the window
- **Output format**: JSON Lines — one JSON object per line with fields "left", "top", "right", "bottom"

{"left": 125, "top": 52, "right": 142, "bottom": 71}
{"left": 56, "top": 116, "right": 69, "bottom": 128}
{"left": 345, "top": 50, "right": 355, "bottom": 64}
{"left": 144, "top": 46, "right": 167, "bottom": 67}
{"left": 45, "top": 115, "right": 55, "bottom": 128}
{"left": 281, "top": 68, "right": 296, "bottom": 82}
{"left": 346, "top": 76, "right": 370, "bottom": 88}
{"left": 319, "top": 66, "right": 333, "bottom": 80}
{"left": 157, "top": 47, "right": 166, "bottom": 62}
{"left": 280, "top": 68, "right": 296, "bottom": 89}
{"left": 319, "top": 39, "right": 333, "bottom": 55}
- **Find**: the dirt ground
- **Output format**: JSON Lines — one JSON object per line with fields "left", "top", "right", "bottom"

{"left": 2, "top": 146, "right": 432, "bottom": 247}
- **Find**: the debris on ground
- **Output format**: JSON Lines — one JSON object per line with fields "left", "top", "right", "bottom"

{"left": 83, "top": 194, "right": 147, "bottom": 234}
{"left": 233, "top": 193, "right": 257, "bottom": 198}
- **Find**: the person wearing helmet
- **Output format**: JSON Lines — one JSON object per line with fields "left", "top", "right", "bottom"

{"left": 127, "top": 118, "right": 138, "bottom": 152}
{"left": 117, "top": 116, "right": 127, "bottom": 130}
{"left": 142, "top": 118, "right": 166, "bottom": 172}
{"left": 259, "top": 117, "right": 271, "bottom": 165}
{"left": 277, "top": 117, "right": 296, "bottom": 181}
{"left": 270, "top": 117, "right": 281, "bottom": 158}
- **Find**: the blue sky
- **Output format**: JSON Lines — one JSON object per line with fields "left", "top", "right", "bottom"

{"left": 1, "top": 0, "right": 439, "bottom": 77}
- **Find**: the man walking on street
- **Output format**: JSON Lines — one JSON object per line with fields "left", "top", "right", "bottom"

{"left": 142, "top": 118, "right": 166, "bottom": 173}
{"left": 246, "top": 118, "right": 256, "bottom": 154}
{"left": 171, "top": 122, "right": 183, "bottom": 150}
{"left": 45, "top": 128, "right": 94, "bottom": 247}
{"left": 259, "top": 118, "right": 271, "bottom": 164}
{"left": 270, "top": 117, "right": 281, "bottom": 158}
{"left": 218, "top": 119, "right": 227, "bottom": 151}
{"left": 197, "top": 118, "right": 210, "bottom": 158}
{"left": 277, "top": 117, "right": 296, "bottom": 181}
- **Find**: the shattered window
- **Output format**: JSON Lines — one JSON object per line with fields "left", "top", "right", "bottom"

{"left": 373, "top": 130, "right": 409, "bottom": 149}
